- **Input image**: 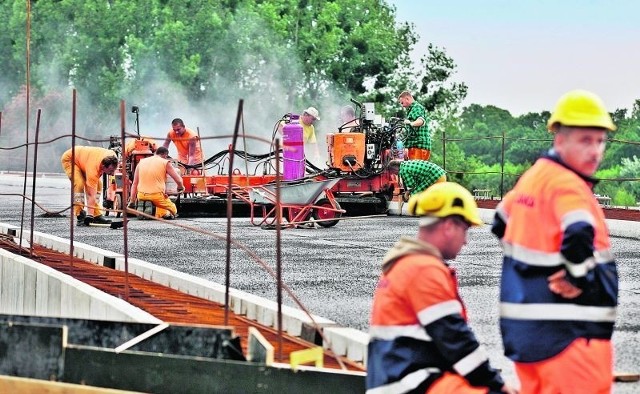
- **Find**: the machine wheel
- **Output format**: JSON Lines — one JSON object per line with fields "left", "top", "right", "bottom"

{"left": 285, "top": 207, "right": 311, "bottom": 223}
{"left": 312, "top": 198, "right": 342, "bottom": 228}
{"left": 114, "top": 193, "right": 123, "bottom": 218}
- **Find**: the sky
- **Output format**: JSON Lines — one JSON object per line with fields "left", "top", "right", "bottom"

{"left": 388, "top": 0, "right": 639, "bottom": 115}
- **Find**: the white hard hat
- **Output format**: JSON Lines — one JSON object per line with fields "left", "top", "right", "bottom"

{"left": 304, "top": 106, "right": 320, "bottom": 120}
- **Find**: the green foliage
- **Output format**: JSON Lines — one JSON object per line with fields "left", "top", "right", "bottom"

{"left": 612, "top": 189, "right": 637, "bottom": 207}
{"left": 619, "top": 156, "right": 640, "bottom": 199}
{"left": 1, "top": 0, "right": 418, "bottom": 115}
{"left": 593, "top": 165, "right": 621, "bottom": 199}
{"left": 1, "top": 0, "right": 639, "bottom": 203}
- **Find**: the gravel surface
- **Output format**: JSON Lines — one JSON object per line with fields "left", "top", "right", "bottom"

{"left": 1, "top": 173, "right": 638, "bottom": 392}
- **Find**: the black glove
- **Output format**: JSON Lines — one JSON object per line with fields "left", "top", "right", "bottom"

{"left": 127, "top": 201, "right": 137, "bottom": 209}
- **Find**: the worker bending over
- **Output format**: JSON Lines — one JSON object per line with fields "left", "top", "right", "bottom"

{"left": 128, "top": 146, "right": 185, "bottom": 220}
{"left": 387, "top": 159, "right": 446, "bottom": 201}
{"left": 61, "top": 146, "right": 118, "bottom": 226}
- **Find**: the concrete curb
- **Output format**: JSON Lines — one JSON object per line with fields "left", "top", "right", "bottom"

{"left": 0, "top": 221, "right": 368, "bottom": 365}
{"left": 0, "top": 225, "right": 160, "bottom": 324}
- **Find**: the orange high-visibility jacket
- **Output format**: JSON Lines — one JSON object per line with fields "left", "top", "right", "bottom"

{"left": 367, "top": 237, "right": 505, "bottom": 393}
{"left": 492, "top": 151, "right": 617, "bottom": 363}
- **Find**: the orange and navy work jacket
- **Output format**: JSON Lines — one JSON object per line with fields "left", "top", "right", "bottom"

{"left": 491, "top": 151, "right": 617, "bottom": 363}
{"left": 166, "top": 127, "right": 203, "bottom": 164}
{"left": 367, "top": 237, "right": 505, "bottom": 393}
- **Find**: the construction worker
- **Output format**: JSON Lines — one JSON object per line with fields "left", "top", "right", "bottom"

{"left": 491, "top": 89, "right": 618, "bottom": 394}
{"left": 277, "top": 106, "right": 322, "bottom": 162}
{"left": 162, "top": 118, "right": 203, "bottom": 173}
{"left": 367, "top": 182, "right": 518, "bottom": 394}
{"left": 398, "top": 91, "right": 431, "bottom": 160}
{"left": 128, "top": 146, "right": 185, "bottom": 220}
{"left": 387, "top": 159, "right": 446, "bottom": 201}
{"left": 124, "top": 136, "right": 156, "bottom": 157}
{"left": 60, "top": 146, "right": 118, "bottom": 225}
{"left": 339, "top": 105, "right": 360, "bottom": 132}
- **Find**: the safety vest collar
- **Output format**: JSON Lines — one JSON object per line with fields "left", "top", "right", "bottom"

{"left": 543, "top": 149, "right": 599, "bottom": 187}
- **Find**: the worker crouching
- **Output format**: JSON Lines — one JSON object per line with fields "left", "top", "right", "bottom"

{"left": 128, "top": 146, "right": 185, "bottom": 220}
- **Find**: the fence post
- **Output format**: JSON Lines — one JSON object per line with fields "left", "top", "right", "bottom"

{"left": 442, "top": 130, "right": 446, "bottom": 171}
{"left": 500, "top": 129, "right": 505, "bottom": 199}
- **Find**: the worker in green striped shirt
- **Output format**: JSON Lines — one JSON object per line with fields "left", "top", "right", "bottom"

{"left": 388, "top": 159, "right": 447, "bottom": 201}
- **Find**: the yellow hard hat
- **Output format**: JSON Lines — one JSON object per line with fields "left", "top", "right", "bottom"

{"left": 407, "top": 182, "right": 483, "bottom": 226}
{"left": 547, "top": 89, "right": 616, "bottom": 132}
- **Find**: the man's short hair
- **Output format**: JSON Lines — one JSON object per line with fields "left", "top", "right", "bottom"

{"left": 155, "top": 146, "right": 169, "bottom": 155}
{"left": 398, "top": 91, "right": 413, "bottom": 99}
{"left": 171, "top": 118, "right": 184, "bottom": 126}
{"left": 341, "top": 105, "right": 355, "bottom": 117}
{"left": 102, "top": 156, "right": 119, "bottom": 168}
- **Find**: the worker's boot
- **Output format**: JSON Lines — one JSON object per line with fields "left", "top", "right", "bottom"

{"left": 138, "top": 201, "right": 155, "bottom": 220}
{"left": 76, "top": 210, "right": 87, "bottom": 226}
{"left": 84, "top": 215, "right": 112, "bottom": 226}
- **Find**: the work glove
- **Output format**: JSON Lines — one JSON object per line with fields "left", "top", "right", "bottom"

{"left": 403, "top": 119, "right": 411, "bottom": 125}
{"left": 127, "top": 201, "right": 137, "bottom": 209}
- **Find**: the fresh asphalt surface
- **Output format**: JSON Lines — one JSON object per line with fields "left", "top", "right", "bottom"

{"left": 1, "top": 173, "right": 639, "bottom": 392}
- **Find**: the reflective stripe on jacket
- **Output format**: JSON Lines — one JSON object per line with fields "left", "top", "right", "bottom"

{"left": 491, "top": 152, "right": 617, "bottom": 362}
{"left": 366, "top": 237, "right": 504, "bottom": 393}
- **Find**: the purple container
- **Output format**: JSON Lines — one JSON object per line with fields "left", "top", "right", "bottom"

{"left": 282, "top": 115, "right": 305, "bottom": 180}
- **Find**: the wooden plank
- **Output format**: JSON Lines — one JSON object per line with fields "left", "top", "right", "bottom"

{"left": 0, "top": 375, "right": 141, "bottom": 393}
{"left": 614, "top": 372, "right": 640, "bottom": 382}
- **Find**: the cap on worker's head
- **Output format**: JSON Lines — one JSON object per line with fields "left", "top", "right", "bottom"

{"left": 304, "top": 107, "right": 320, "bottom": 120}
{"left": 547, "top": 89, "right": 616, "bottom": 133}
{"left": 408, "top": 182, "right": 482, "bottom": 227}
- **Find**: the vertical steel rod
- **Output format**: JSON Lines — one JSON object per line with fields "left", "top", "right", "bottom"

{"left": 121, "top": 100, "right": 130, "bottom": 301}
{"left": 28, "top": 109, "right": 41, "bottom": 257}
{"left": 19, "top": 0, "right": 32, "bottom": 249}
{"left": 69, "top": 90, "right": 77, "bottom": 268}
{"left": 275, "top": 138, "right": 283, "bottom": 361}
{"left": 225, "top": 99, "right": 244, "bottom": 325}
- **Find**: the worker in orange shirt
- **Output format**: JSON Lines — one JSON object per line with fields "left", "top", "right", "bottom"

{"left": 162, "top": 118, "right": 204, "bottom": 173}
{"left": 128, "top": 146, "right": 185, "bottom": 220}
{"left": 124, "top": 136, "right": 157, "bottom": 156}
{"left": 367, "top": 182, "right": 518, "bottom": 394}
{"left": 60, "top": 146, "right": 119, "bottom": 225}
{"left": 492, "top": 90, "right": 618, "bottom": 394}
